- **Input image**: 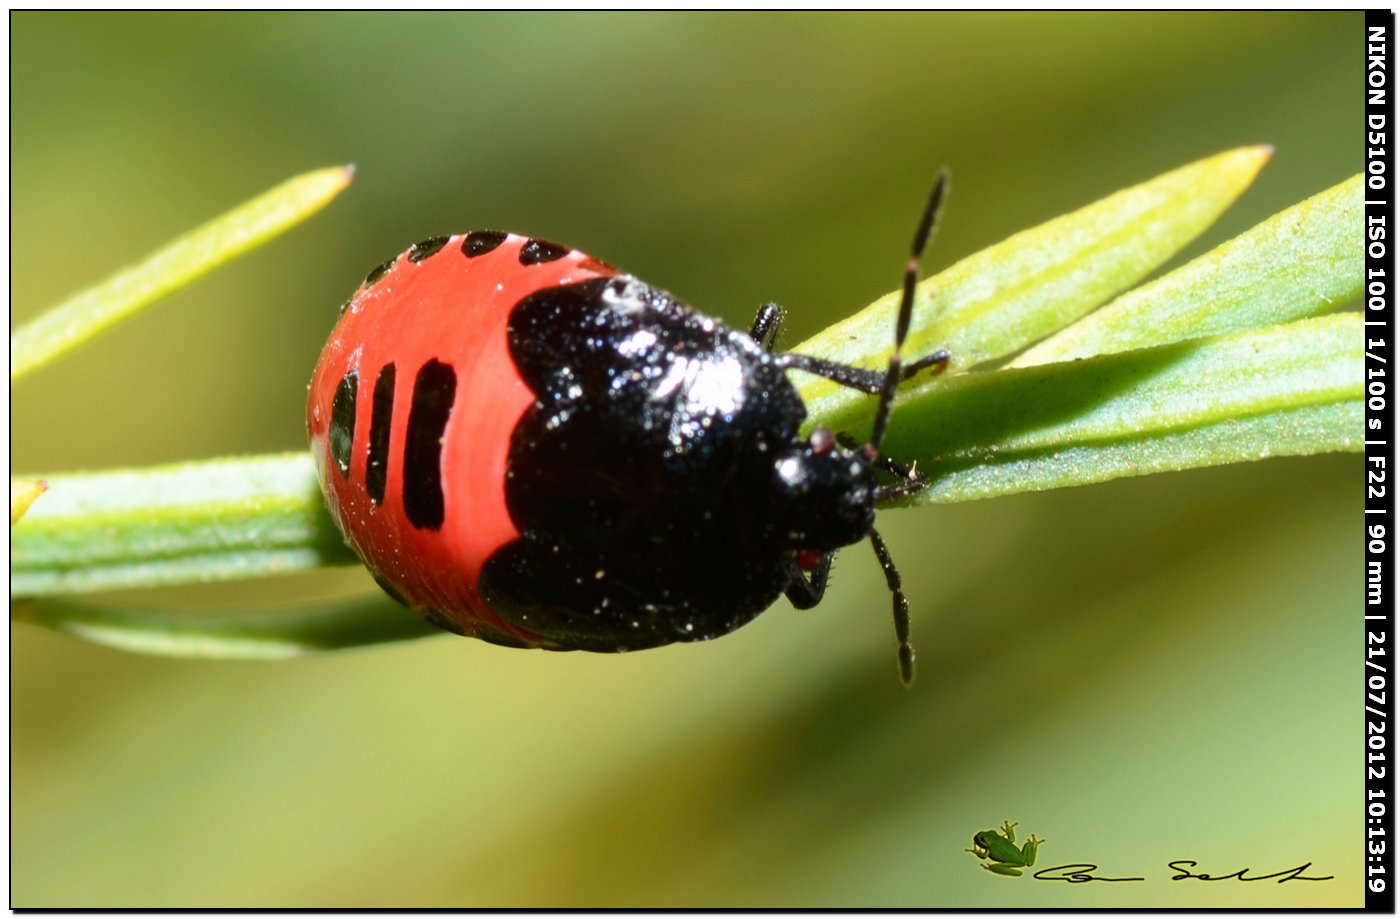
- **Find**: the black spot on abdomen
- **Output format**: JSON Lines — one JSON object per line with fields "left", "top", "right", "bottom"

{"left": 462, "top": 230, "right": 507, "bottom": 258}
{"left": 363, "top": 256, "right": 396, "bottom": 289}
{"left": 366, "top": 363, "right": 396, "bottom": 504}
{"left": 409, "top": 236, "right": 450, "bottom": 263}
{"left": 403, "top": 359, "right": 457, "bottom": 530}
{"left": 519, "top": 238, "right": 569, "bottom": 265}
{"left": 330, "top": 369, "right": 358, "bottom": 477}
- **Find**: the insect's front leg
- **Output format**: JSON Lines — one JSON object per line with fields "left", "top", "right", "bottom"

{"left": 783, "top": 552, "right": 832, "bottom": 609}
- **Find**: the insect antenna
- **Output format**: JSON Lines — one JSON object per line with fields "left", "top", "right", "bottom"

{"left": 869, "top": 527, "right": 916, "bottom": 686}
{"left": 866, "top": 171, "right": 948, "bottom": 687}
{"left": 867, "top": 170, "right": 948, "bottom": 453}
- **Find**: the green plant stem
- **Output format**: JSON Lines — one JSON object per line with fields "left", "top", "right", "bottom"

{"left": 11, "top": 454, "right": 355, "bottom": 597}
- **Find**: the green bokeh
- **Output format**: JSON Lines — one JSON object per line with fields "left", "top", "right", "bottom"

{"left": 12, "top": 11, "right": 1362, "bottom": 907}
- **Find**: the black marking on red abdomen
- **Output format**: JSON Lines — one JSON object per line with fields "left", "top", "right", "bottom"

{"left": 519, "top": 238, "right": 569, "bottom": 265}
{"left": 403, "top": 359, "right": 457, "bottom": 530}
{"left": 330, "top": 369, "right": 359, "bottom": 477}
{"left": 366, "top": 362, "right": 396, "bottom": 504}
{"left": 409, "top": 236, "right": 450, "bottom": 263}
{"left": 363, "top": 256, "right": 396, "bottom": 290}
{"left": 462, "top": 230, "right": 507, "bottom": 258}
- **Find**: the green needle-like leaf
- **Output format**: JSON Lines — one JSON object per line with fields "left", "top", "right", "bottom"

{"left": 793, "top": 146, "right": 1273, "bottom": 434}
{"left": 880, "top": 314, "right": 1362, "bottom": 505}
{"left": 11, "top": 595, "right": 437, "bottom": 659}
{"left": 1015, "top": 174, "right": 1362, "bottom": 366}
{"left": 10, "top": 454, "right": 355, "bottom": 597}
{"left": 10, "top": 165, "right": 354, "bottom": 381}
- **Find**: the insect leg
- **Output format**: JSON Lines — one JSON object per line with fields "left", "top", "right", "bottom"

{"left": 749, "top": 302, "right": 786, "bottom": 353}
{"left": 775, "top": 349, "right": 951, "bottom": 393}
{"left": 774, "top": 353, "right": 885, "bottom": 392}
{"left": 783, "top": 552, "right": 833, "bottom": 609}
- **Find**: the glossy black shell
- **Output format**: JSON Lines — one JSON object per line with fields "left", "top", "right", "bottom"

{"left": 478, "top": 275, "right": 867, "bottom": 652}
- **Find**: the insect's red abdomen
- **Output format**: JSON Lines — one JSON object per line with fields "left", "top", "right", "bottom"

{"left": 307, "top": 232, "right": 615, "bottom": 645}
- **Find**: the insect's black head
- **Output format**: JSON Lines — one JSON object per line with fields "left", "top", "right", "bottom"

{"left": 770, "top": 426, "right": 877, "bottom": 551}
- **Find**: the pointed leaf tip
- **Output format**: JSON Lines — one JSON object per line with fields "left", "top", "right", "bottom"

{"left": 11, "top": 479, "right": 48, "bottom": 525}
{"left": 11, "top": 165, "right": 355, "bottom": 381}
{"left": 1014, "top": 171, "right": 1360, "bottom": 366}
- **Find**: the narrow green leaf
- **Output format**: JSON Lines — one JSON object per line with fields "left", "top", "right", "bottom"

{"left": 12, "top": 595, "right": 437, "bottom": 659}
{"left": 890, "top": 401, "right": 1359, "bottom": 506}
{"left": 1015, "top": 174, "right": 1363, "bottom": 366}
{"left": 10, "top": 478, "right": 47, "bottom": 524}
{"left": 879, "top": 313, "right": 1363, "bottom": 505}
{"left": 795, "top": 146, "right": 1273, "bottom": 435}
{"left": 10, "top": 453, "right": 355, "bottom": 597}
{"left": 10, "top": 165, "right": 354, "bottom": 381}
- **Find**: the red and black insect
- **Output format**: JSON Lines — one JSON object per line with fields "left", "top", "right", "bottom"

{"left": 308, "top": 176, "right": 951, "bottom": 683}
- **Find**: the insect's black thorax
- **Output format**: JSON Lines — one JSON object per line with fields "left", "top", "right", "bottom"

{"left": 480, "top": 276, "right": 821, "bottom": 651}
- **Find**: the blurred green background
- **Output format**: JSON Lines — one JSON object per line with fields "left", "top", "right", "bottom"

{"left": 12, "top": 11, "right": 1361, "bottom": 908}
